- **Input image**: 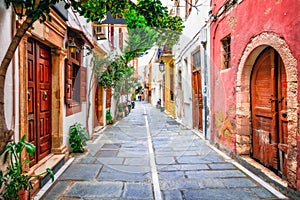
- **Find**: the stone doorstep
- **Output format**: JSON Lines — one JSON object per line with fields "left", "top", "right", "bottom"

{"left": 239, "top": 155, "right": 288, "bottom": 187}
{"left": 33, "top": 154, "right": 65, "bottom": 186}
{"left": 94, "top": 126, "right": 104, "bottom": 133}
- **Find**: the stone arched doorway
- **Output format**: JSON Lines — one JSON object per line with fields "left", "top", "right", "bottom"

{"left": 251, "top": 47, "right": 287, "bottom": 177}
{"left": 236, "top": 32, "right": 298, "bottom": 188}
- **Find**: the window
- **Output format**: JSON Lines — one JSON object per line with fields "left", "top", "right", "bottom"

{"left": 108, "top": 25, "right": 114, "bottom": 48}
{"left": 178, "top": 70, "right": 182, "bottom": 89}
{"left": 119, "top": 28, "right": 123, "bottom": 50}
{"left": 185, "top": 0, "right": 192, "bottom": 19}
{"left": 106, "top": 87, "right": 112, "bottom": 108}
{"left": 94, "top": 25, "right": 106, "bottom": 40}
{"left": 72, "top": 63, "right": 80, "bottom": 103}
{"left": 170, "top": 65, "right": 174, "bottom": 101}
{"left": 65, "top": 37, "right": 87, "bottom": 116}
{"left": 221, "top": 35, "right": 231, "bottom": 69}
{"left": 192, "top": 49, "right": 201, "bottom": 70}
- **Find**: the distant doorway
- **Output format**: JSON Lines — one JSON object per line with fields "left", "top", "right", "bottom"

{"left": 192, "top": 49, "right": 203, "bottom": 130}
{"left": 94, "top": 84, "right": 104, "bottom": 127}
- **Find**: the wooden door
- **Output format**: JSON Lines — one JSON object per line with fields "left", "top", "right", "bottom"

{"left": 94, "top": 85, "right": 103, "bottom": 127}
{"left": 27, "top": 39, "right": 52, "bottom": 166}
{"left": 251, "top": 47, "right": 287, "bottom": 177}
{"left": 192, "top": 69, "right": 203, "bottom": 130}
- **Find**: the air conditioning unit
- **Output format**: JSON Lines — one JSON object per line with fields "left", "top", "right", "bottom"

{"left": 94, "top": 26, "right": 106, "bottom": 40}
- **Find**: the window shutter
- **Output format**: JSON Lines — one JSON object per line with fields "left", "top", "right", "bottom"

{"left": 80, "top": 67, "right": 87, "bottom": 102}
{"left": 106, "top": 87, "right": 112, "bottom": 108}
{"left": 119, "top": 28, "right": 123, "bottom": 49}
{"left": 65, "top": 61, "right": 72, "bottom": 106}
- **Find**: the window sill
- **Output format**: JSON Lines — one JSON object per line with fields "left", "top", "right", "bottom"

{"left": 66, "top": 102, "right": 81, "bottom": 116}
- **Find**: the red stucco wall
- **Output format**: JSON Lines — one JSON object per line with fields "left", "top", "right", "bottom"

{"left": 210, "top": 0, "right": 300, "bottom": 152}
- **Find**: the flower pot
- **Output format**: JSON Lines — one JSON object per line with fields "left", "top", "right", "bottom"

{"left": 18, "top": 189, "right": 29, "bottom": 200}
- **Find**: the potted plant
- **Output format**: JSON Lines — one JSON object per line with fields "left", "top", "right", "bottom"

{"left": 117, "top": 103, "right": 125, "bottom": 119}
{"left": 69, "top": 123, "right": 89, "bottom": 153}
{"left": 106, "top": 110, "right": 114, "bottom": 125}
{"left": 0, "top": 135, "right": 54, "bottom": 199}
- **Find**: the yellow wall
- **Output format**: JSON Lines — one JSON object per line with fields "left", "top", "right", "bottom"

{"left": 163, "top": 57, "right": 175, "bottom": 117}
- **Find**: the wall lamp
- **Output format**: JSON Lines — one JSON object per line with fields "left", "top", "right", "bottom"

{"left": 10, "top": 0, "right": 27, "bottom": 16}
{"left": 159, "top": 60, "right": 165, "bottom": 73}
{"left": 68, "top": 39, "right": 77, "bottom": 54}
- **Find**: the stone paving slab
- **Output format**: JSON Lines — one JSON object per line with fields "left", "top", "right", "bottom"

{"left": 95, "top": 150, "right": 119, "bottom": 157}
{"left": 96, "top": 157, "right": 125, "bottom": 165}
{"left": 124, "top": 157, "right": 150, "bottom": 165}
{"left": 65, "top": 182, "right": 123, "bottom": 198}
{"left": 98, "top": 166, "right": 151, "bottom": 182}
{"left": 106, "top": 165, "right": 150, "bottom": 173}
{"left": 185, "top": 170, "right": 246, "bottom": 178}
{"left": 155, "top": 156, "right": 176, "bottom": 165}
{"left": 42, "top": 181, "right": 70, "bottom": 200}
{"left": 58, "top": 164, "right": 102, "bottom": 181}
{"left": 183, "top": 188, "right": 259, "bottom": 200}
{"left": 157, "top": 164, "right": 210, "bottom": 171}
{"left": 160, "top": 179, "right": 202, "bottom": 190}
{"left": 208, "top": 163, "right": 236, "bottom": 169}
{"left": 162, "top": 190, "right": 183, "bottom": 200}
{"left": 123, "top": 183, "right": 153, "bottom": 199}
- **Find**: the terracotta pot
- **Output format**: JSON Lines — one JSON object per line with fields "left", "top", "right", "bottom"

{"left": 18, "top": 189, "right": 28, "bottom": 200}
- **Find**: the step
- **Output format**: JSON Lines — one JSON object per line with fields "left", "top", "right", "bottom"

{"left": 34, "top": 154, "right": 65, "bottom": 187}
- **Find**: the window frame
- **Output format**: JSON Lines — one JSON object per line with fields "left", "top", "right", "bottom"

{"left": 220, "top": 34, "right": 231, "bottom": 70}
{"left": 65, "top": 37, "right": 87, "bottom": 116}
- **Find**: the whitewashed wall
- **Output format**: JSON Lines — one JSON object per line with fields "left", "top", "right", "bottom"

{"left": 63, "top": 12, "right": 95, "bottom": 146}
{"left": 174, "top": 2, "right": 210, "bottom": 132}
{"left": 150, "top": 62, "right": 163, "bottom": 107}
{"left": 0, "top": 3, "right": 19, "bottom": 140}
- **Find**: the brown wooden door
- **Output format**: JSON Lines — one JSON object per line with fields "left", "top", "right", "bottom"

{"left": 192, "top": 69, "right": 203, "bottom": 130}
{"left": 251, "top": 47, "right": 287, "bottom": 177}
{"left": 94, "top": 85, "right": 103, "bottom": 127}
{"left": 27, "top": 39, "right": 52, "bottom": 166}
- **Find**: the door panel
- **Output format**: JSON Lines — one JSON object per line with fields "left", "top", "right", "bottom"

{"left": 27, "top": 39, "right": 37, "bottom": 165}
{"left": 277, "top": 56, "right": 288, "bottom": 177}
{"left": 27, "top": 39, "right": 52, "bottom": 165}
{"left": 94, "top": 85, "right": 104, "bottom": 127}
{"left": 37, "top": 44, "right": 52, "bottom": 161}
{"left": 192, "top": 69, "right": 203, "bottom": 130}
{"left": 251, "top": 47, "right": 287, "bottom": 177}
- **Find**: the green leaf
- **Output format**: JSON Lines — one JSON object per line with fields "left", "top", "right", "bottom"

{"left": 24, "top": 142, "right": 36, "bottom": 156}
{"left": 46, "top": 168, "right": 55, "bottom": 182}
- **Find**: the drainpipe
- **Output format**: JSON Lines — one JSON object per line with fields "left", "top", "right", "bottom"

{"left": 201, "top": 34, "right": 208, "bottom": 140}
{"left": 11, "top": 8, "right": 16, "bottom": 131}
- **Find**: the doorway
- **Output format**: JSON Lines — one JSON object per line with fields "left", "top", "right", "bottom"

{"left": 192, "top": 69, "right": 203, "bottom": 130}
{"left": 94, "top": 84, "right": 104, "bottom": 127}
{"left": 27, "top": 38, "right": 52, "bottom": 166}
{"left": 251, "top": 47, "right": 287, "bottom": 178}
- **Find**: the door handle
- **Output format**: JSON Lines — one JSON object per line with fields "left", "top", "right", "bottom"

{"left": 281, "top": 112, "right": 287, "bottom": 118}
{"left": 27, "top": 91, "right": 31, "bottom": 101}
{"left": 43, "top": 91, "right": 47, "bottom": 101}
{"left": 269, "top": 97, "right": 284, "bottom": 103}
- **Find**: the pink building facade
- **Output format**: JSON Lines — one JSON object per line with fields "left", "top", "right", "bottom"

{"left": 210, "top": 0, "right": 300, "bottom": 189}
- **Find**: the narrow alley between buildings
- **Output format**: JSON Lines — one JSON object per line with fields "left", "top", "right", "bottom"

{"left": 37, "top": 102, "right": 286, "bottom": 200}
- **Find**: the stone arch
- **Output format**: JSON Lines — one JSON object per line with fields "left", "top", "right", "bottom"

{"left": 235, "top": 32, "right": 298, "bottom": 187}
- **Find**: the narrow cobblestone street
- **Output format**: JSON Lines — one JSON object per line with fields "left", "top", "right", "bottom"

{"left": 40, "top": 102, "right": 285, "bottom": 200}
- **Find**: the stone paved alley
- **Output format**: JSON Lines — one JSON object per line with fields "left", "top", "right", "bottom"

{"left": 38, "top": 102, "right": 286, "bottom": 200}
